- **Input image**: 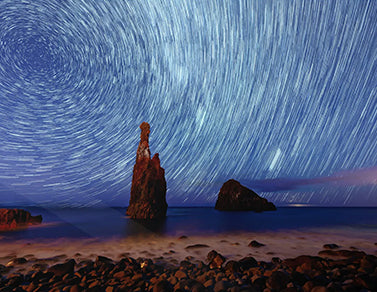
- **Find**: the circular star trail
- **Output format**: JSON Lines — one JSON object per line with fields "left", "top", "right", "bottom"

{"left": 0, "top": 0, "right": 376, "bottom": 206}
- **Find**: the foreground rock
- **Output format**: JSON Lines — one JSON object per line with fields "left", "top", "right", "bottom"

{"left": 1, "top": 249, "right": 376, "bottom": 291}
{"left": 0, "top": 209, "right": 42, "bottom": 230}
{"left": 127, "top": 122, "right": 168, "bottom": 219}
{"left": 249, "top": 240, "right": 265, "bottom": 248}
{"left": 215, "top": 179, "right": 276, "bottom": 212}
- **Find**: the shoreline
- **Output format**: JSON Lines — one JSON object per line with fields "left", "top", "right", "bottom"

{"left": 0, "top": 228, "right": 375, "bottom": 291}
{"left": 0, "top": 229, "right": 377, "bottom": 265}
{"left": 1, "top": 228, "right": 376, "bottom": 265}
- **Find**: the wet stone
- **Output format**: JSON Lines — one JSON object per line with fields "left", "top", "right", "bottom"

{"left": 323, "top": 244, "right": 339, "bottom": 250}
{"left": 266, "top": 270, "right": 290, "bottom": 291}
{"left": 153, "top": 279, "right": 172, "bottom": 292}
{"left": 48, "top": 259, "right": 76, "bottom": 277}
{"left": 224, "top": 260, "right": 241, "bottom": 274}
{"left": 214, "top": 280, "right": 229, "bottom": 292}
{"left": 7, "top": 258, "right": 27, "bottom": 266}
{"left": 174, "top": 270, "right": 188, "bottom": 280}
{"left": 185, "top": 244, "right": 210, "bottom": 250}
{"left": 207, "top": 250, "right": 226, "bottom": 269}
{"left": 204, "top": 279, "right": 215, "bottom": 288}
{"left": 248, "top": 240, "right": 265, "bottom": 248}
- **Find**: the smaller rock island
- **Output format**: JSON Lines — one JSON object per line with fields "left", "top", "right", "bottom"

{"left": 0, "top": 209, "right": 42, "bottom": 231}
{"left": 215, "top": 179, "right": 276, "bottom": 212}
{"left": 127, "top": 122, "right": 167, "bottom": 219}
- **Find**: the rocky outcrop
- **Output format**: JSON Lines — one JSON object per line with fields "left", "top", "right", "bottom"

{"left": 215, "top": 179, "right": 276, "bottom": 212}
{"left": 0, "top": 209, "right": 42, "bottom": 230}
{"left": 1, "top": 250, "right": 376, "bottom": 291}
{"left": 126, "top": 122, "right": 167, "bottom": 219}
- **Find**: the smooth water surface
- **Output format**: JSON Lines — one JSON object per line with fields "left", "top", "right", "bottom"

{"left": 1, "top": 207, "right": 376, "bottom": 240}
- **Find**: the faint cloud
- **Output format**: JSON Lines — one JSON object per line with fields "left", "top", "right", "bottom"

{"left": 245, "top": 167, "right": 377, "bottom": 192}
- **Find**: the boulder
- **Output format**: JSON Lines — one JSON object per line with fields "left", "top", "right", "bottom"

{"left": 224, "top": 260, "right": 241, "bottom": 274}
{"left": 0, "top": 209, "right": 42, "bottom": 230}
{"left": 215, "top": 180, "right": 276, "bottom": 212}
{"left": 127, "top": 122, "right": 167, "bottom": 219}
{"left": 248, "top": 240, "right": 265, "bottom": 248}
{"left": 47, "top": 259, "right": 76, "bottom": 277}
{"left": 238, "top": 256, "right": 258, "bottom": 271}
{"left": 207, "top": 250, "right": 226, "bottom": 269}
{"left": 323, "top": 244, "right": 339, "bottom": 250}
{"left": 266, "top": 270, "right": 290, "bottom": 291}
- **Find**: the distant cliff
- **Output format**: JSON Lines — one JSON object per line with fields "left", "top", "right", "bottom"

{"left": 126, "top": 122, "right": 167, "bottom": 219}
{"left": 215, "top": 179, "right": 276, "bottom": 212}
{"left": 0, "top": 209, "right": 42, "bottom": 230}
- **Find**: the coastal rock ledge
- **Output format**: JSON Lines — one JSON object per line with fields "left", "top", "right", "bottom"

{"left": 215, "top": 179, "right": 276, "bottom": 212}
{"left": 0, "top": 209, "right": 42, "bottom": 230}
{"left": 127, "top": 122, "right": 167, "bottom": 219}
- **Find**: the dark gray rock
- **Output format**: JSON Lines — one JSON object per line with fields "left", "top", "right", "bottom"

{"left": 153, "top": 280, "right": 173, "bottom": 292}
{"left": 47, "top": 259, "right": 76, "bottom": 277}
{"left": 185, "top": 244, "right": 210, "bottom": 250}
{"left": 215, "top": 180, "right": 276, "bottom": 212}
{"left": 266, "top": 270, "right": 290, "bottom": 291}
{"left": 214, "top": 280, "right": 229, "bottom": 292}
{"left": 248, "top": 240, "right": 265, "bottom": 248}
{"left": 238, "top": 257, "right": 258, "bottom": 271}
{"left": 323, "top": 244, "right": 339, "bottom": 250}
{"left": 224, "top": 260, "right": 241, "bottom": 274}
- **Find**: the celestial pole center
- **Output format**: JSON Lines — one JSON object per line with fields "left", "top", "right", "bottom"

{"left": 0, "top": 0, "right": 376, "bottom": 207}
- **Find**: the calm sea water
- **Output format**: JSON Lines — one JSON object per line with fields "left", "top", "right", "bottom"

{"left": 1, "top": 207, "right": 377, "bottom": 240}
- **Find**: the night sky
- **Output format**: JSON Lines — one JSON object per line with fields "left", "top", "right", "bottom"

{"left": 0, "top": 0, "right": 376, "bottom": 207}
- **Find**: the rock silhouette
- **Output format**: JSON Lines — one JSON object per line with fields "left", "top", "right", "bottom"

{"left": 126, "top": 122, "right": 167, "bottom": 219}
{"left": 0, "top": 209, "right": 42, "bottom": 230}
{"left": 215, "top": 179, "right": 276, "bottom": 212}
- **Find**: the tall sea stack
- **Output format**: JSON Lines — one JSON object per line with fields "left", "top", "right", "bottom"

{"left": 126, "top": 122, "right": 167, "bottom": 219}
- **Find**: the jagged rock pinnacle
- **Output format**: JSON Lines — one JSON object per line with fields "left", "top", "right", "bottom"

{"left": 127, "top": 122, "right": 167, "bottom": 219}
{"left": 137, "top": 122, "right": 151, "bottom": 161}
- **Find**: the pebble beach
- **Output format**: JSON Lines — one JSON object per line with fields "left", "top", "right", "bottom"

{"left": 1, "top": 228, "right": 376, "bottom": 291}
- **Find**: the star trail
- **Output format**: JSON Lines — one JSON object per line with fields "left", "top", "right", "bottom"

{"left": 0, "top": 0, "right": 376, "bottom": 207}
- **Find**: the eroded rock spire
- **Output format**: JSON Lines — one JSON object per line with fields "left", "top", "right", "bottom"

{"left": 126, "top": 122, "right": 167, "bottom": 219}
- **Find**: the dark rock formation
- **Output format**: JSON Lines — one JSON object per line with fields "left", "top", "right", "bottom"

{"left": 207, "top": 250, "right": 226, "bottom": 269}
{"left": 248, "top": 240, "right": 265, "bottom": 248}
{"left": 126, "top": 122, "right": 167, "bottom": 219}
{"left": 318, "top": 249, "right": 366, "bottom": 259}
{"left": 215, "top": 179, "right": 276, "bottom": 212}
{"left": 47, "top": 259, "right": 76, "bottom": 277}
{"left": 185, "top": 244, "right": 210, "bottom": 250}
{"left": 238, "top": 256, "right": 258, "bottom": 270}
{"left": 323, "top": 243, "right": 339, "bottom": 250}
{"left": 0, "top": 208, "right": 42, "bottom": 230}
{"left": 266, "top": 270, "right": 290, "bottom": 291}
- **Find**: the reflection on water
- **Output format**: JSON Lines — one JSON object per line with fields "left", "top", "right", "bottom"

{"left": 125, "top": 218, "right": 167, "bottom": 236}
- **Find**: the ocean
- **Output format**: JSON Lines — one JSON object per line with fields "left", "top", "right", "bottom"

{"left": 1, "top": 207, "right": 377, "bottom": 241}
